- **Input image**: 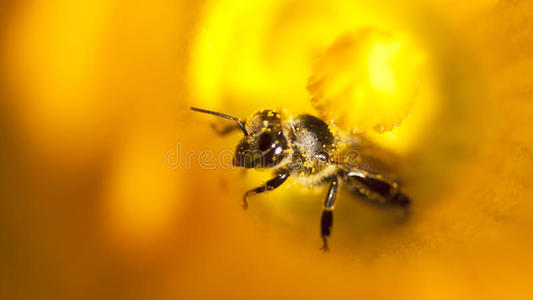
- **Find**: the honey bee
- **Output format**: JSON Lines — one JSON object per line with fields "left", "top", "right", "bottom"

{"left": 191, "top": 107, "right": 410, "bottom": 251}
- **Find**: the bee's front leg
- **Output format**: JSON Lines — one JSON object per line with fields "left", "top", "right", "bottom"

{"left": 321, "top": 176, "right": 338, "bottom": 252}
{"left": 242, "top": 169, "right": 290, "bottom": 209}
{"left": 211, "top": 123, "right": 243, "bottom": 136}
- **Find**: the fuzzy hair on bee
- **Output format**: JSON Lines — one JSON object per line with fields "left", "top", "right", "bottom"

{"left": 191, "top": 107, "right": 410, "bottom": 251}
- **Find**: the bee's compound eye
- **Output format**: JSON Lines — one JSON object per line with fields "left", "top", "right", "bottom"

{"left": 258, "top": 133, "right": 273, "bottom": 151}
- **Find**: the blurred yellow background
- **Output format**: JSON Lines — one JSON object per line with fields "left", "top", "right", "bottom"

{"left": 1, "top": 0, "right": 533, "bottom": 299}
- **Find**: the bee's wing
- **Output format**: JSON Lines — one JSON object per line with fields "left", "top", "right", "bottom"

{"left": 332, "top": 134, "right": 404, "bottom": 176}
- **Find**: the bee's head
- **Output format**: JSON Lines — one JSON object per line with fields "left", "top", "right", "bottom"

{"left": 191, "top": 107, "right": 288, "bottom": 169}
{"left": 234, "top": 110, "right": 288, "bottom": 168}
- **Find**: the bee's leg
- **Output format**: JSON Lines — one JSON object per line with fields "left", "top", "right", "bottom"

{"left": 242, "top": 169, "right": 290, "bottom": 210}
{"left": 320, "top": 176, "right": 338, "bottom": 252}
{"left": 211, "top": 123, "right": 244, "bottom": 136}
{"left": 346, "top": 171, "right": 410, "bottom": 209}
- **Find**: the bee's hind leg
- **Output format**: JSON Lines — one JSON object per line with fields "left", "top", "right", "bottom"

{"left": 320, "top": 176, "right": 338, "bottom": 252}
{"left": 346, "top": 171, "right": 410, "bottom": 221}
{"left": 242, "top": 169, "right": 290, "bottom": 210}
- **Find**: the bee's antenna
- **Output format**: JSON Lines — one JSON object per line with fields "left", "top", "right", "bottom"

{"left": 190, "top": 107, "right": 248, "bottom": 136}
